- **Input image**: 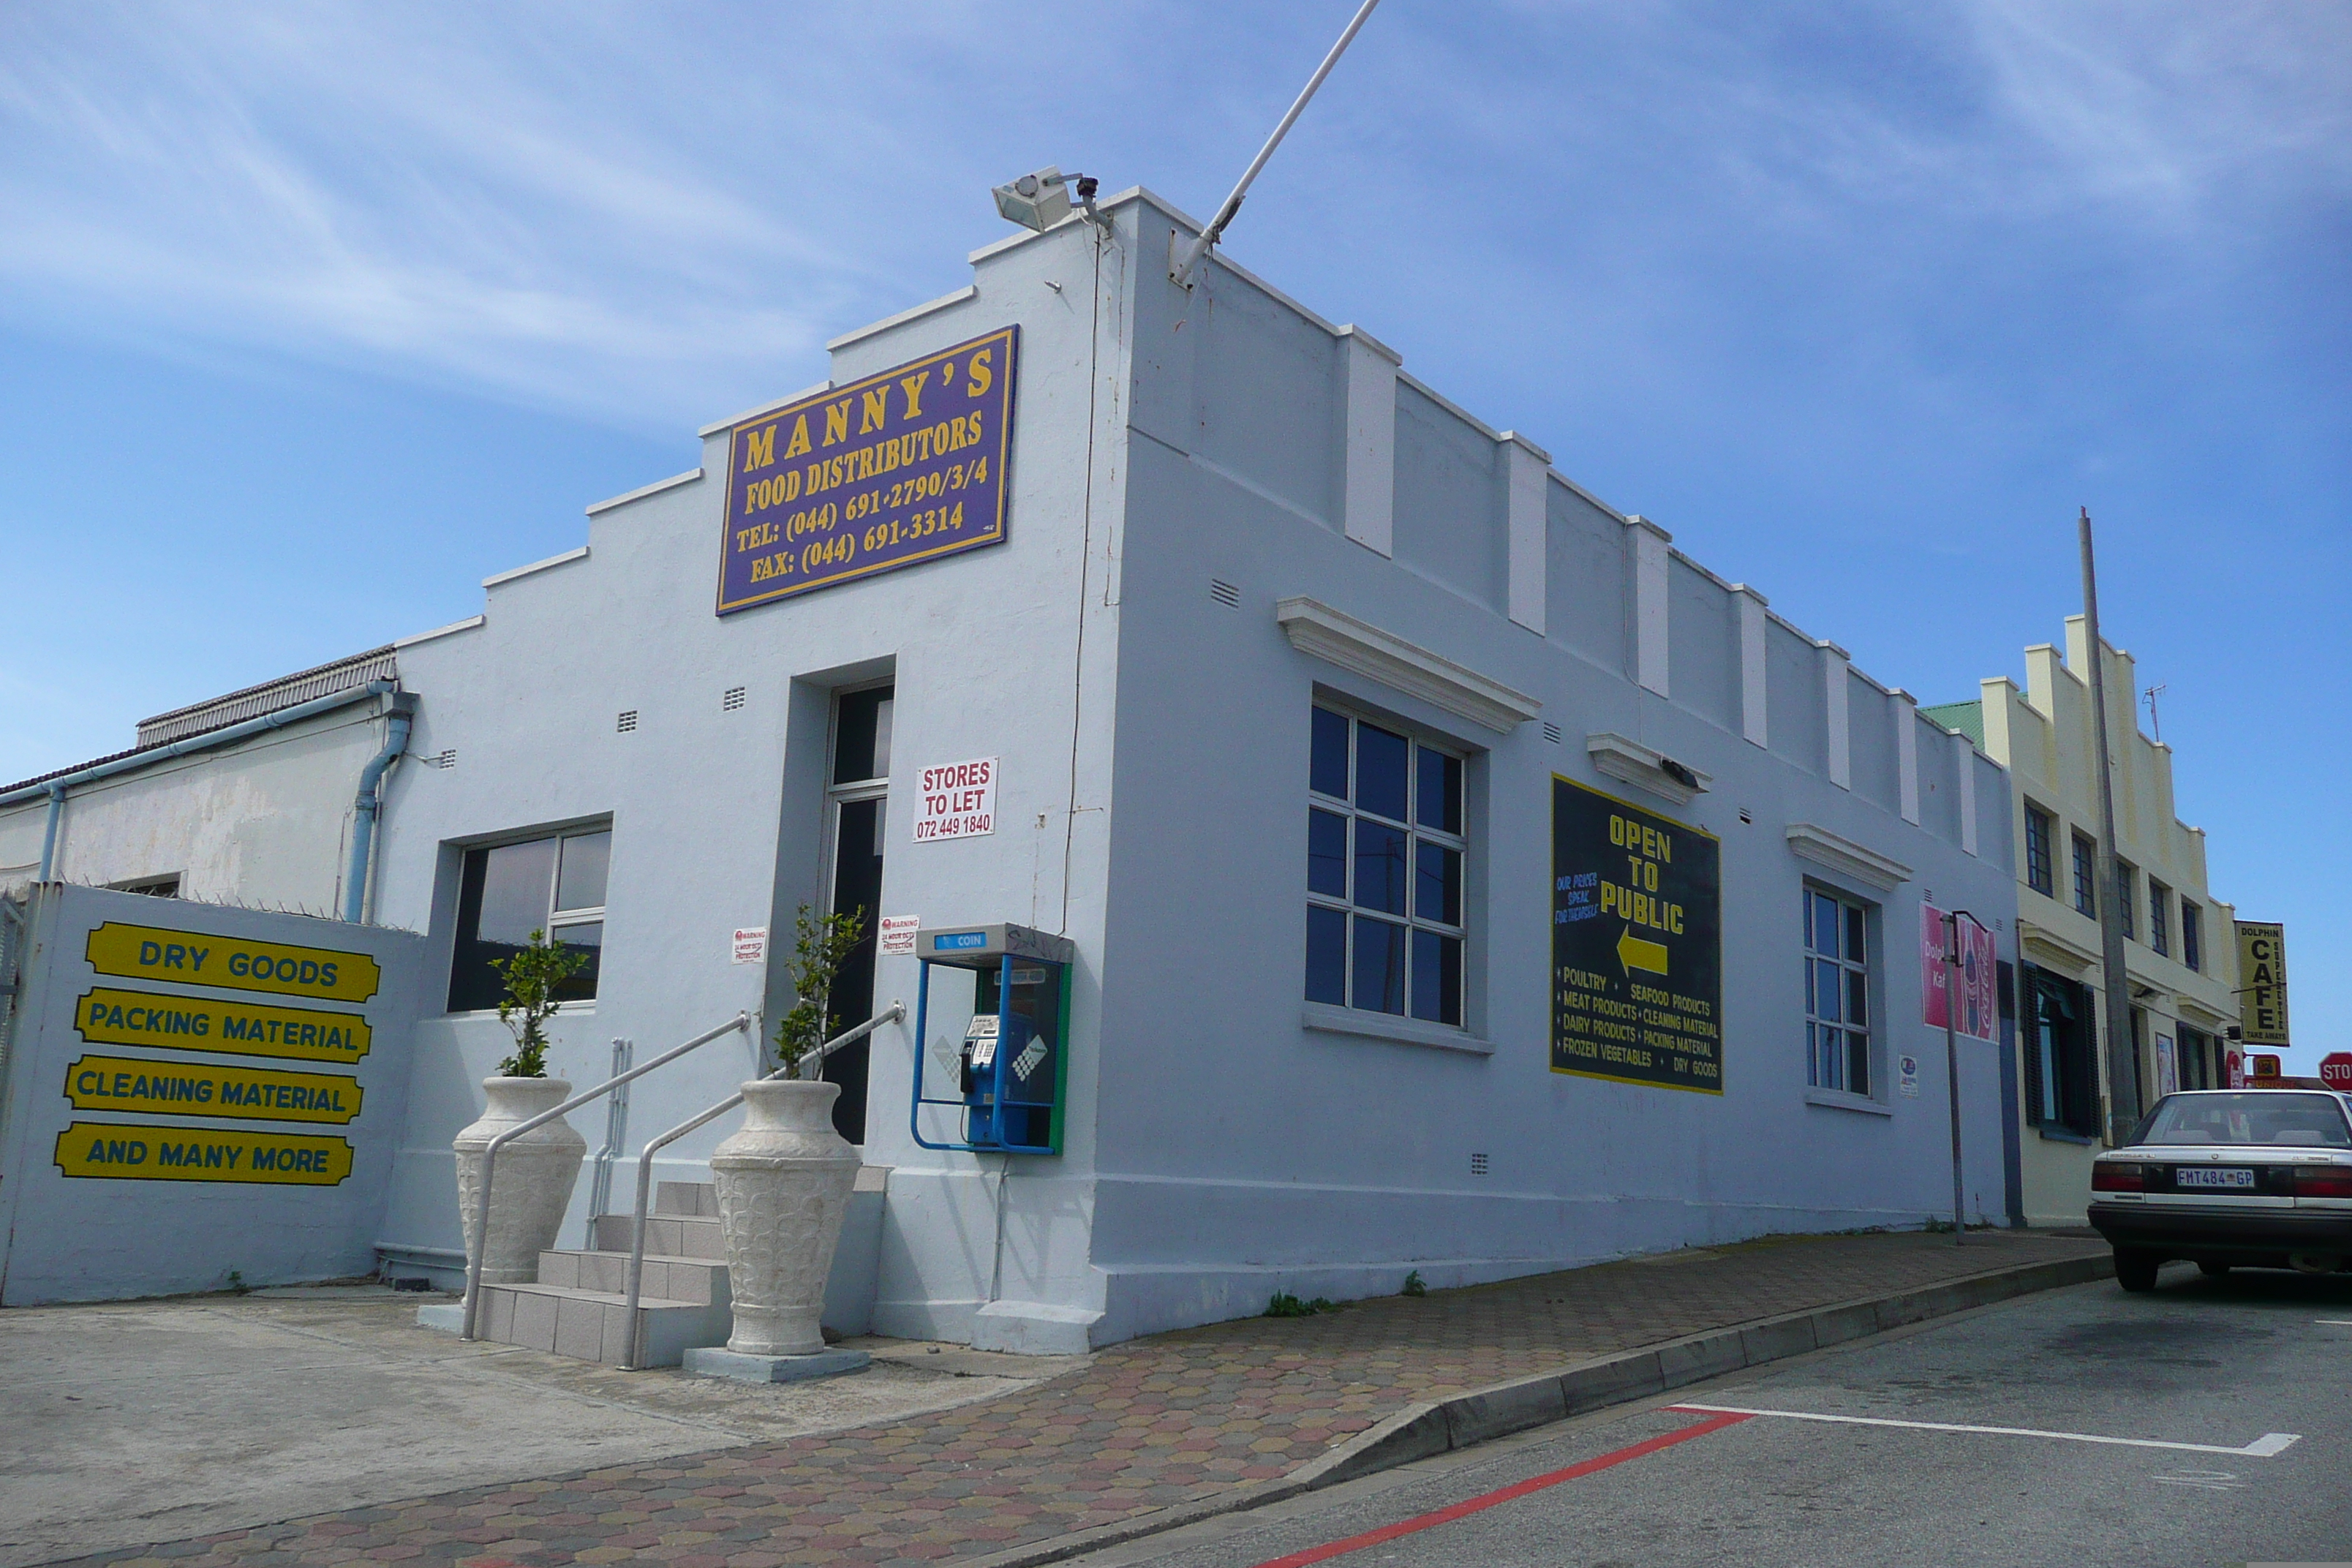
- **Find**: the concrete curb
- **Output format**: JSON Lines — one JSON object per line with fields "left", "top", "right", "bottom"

{"left": 958, "top": 1247, "right": 2113, "bottom": 1568}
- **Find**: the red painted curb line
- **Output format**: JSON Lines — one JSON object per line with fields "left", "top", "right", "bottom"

{"left": 1248, "top": 1410, "right": 1754, "bottom": 1568}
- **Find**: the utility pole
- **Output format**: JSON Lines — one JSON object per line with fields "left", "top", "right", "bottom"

{"left": 2079, "top": 508, "right": 2138, "bottom": 1145}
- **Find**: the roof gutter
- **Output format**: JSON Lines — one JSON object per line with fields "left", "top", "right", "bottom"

{"left": 342, "top": 691, "right": 418, "bottom": 924}
{"left": 8, "top": 680, "right": 399, "bottom": 883}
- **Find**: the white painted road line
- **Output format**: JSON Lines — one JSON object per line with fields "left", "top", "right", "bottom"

{"left": 1667, "top": 1404, "right": 2303, "bottom": 1458}
{"left": 2316, "top": 1319, "right": 2352, "bottom": 1326}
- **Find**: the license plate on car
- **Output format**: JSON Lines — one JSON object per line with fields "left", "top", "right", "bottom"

{"left": 2176, "top": 1166, "right": 2255, "bottom": 1189}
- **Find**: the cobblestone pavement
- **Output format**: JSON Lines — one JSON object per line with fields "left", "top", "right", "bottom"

{"left": 59, "top": 1231, "right": 2103, "bottom": 1568}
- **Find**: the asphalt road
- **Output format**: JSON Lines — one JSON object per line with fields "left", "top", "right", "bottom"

{"left": 1084, "top": 1264, "right": 2352, "bottom": 1568}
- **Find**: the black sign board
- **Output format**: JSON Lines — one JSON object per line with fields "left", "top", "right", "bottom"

{"left": 1551, "top": 777, "right": 1723, "bottom": 1093}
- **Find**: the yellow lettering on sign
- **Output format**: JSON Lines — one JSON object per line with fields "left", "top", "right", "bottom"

{"left": 2234, "top": 921, "right": 2291, "bottom": 1047}
{"left": 965, "top": 347, "right": 993, "bottom": 397}
{"left": 823, "top": 399, "right": 851, "bottom": 446}
{"left": 74, "top": 986, "right": 372, "bottom": 1063}
{"left": 739, "top": 424, "right": 775, "bottom": 472}
{"left": 64, "top": 1053, "right": 363, "bottom": 1125}
{"left": 53, "top": 1121, "right": 353, "bottom": 1186}
{"left": 898, "top": 369, "right": 931, "bottom": 420}
{"left": 781, "top": 413, "right": 811, "bottom": 460}
{"left": 859, "top": 384, "right": 891, "bottom": 435}
{"left": 83, "top": 922, "right": 380, "bottom": 1003}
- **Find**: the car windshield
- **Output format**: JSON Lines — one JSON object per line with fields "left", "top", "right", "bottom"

{"left": 2130, "top": 1092, "right": 2352, "bottom": 1148}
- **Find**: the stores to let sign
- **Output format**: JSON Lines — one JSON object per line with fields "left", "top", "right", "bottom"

{"left": 1551, "top": 777, "right": 1723, "bottom": 1093}
{"left": 717, "top": 327, "right": 1018, "bottom": 614}
{"left": 2234, "top": 921, "right": 2290, "bottom": 1047}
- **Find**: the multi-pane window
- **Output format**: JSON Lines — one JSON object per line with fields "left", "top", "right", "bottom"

{"left": 2148, "top": 879, "right": 2171, "bottom": 957}
{"left": 2071, "top": 834, "right": 2098, "bottom": 919}
{"left": 2181, "top": 900, "right": 2204, "bottom": 972}
{"left": 2116, "top": 862, "right": 2137, "bottom": 940}
{"left": 2023, "top": 805, "right": 2055, "bottom": 897}
{"left": 2024, "top": 968, "right": 2100, "bottom": 1135}
{"left": 1305, "top": 706, "right": 1466, "bottom": 1026}
{"left": 448, "top": 827, "right": 611, "bottom": 1012}
{"left": 1803, "top": 888, "right": 1870, "bottom": 1096}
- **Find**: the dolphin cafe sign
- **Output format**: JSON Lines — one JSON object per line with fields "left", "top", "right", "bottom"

{"left": 716, "top": 327, "right": 1019, "bottom": 614}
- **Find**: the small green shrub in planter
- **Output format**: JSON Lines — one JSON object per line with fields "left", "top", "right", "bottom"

{"left": 491, "top": 930, "right": 588, "bottom": 1078}
{"left": 770, "top": 904, "right": 867, "bottom": 1076}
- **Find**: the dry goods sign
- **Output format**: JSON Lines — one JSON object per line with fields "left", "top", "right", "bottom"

{"left": 1550, "top": 778, "right": 1723, "bottom": 1093}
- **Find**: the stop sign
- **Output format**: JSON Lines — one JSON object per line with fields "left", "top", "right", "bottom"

{"left": 2321, "top": 1053, "right": 2352, "bottom": 1092}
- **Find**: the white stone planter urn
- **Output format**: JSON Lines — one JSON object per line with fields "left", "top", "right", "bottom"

{"left": 710, "top": 1079, "right": 860, "bottom": 1357}
{"left": 453, "top": 1077, "right": 587, "bottom": 1285}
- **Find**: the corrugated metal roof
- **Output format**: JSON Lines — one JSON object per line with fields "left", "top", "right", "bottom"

{"left": 0, "top": 647, "right": 398, "bottom": 798}
{"left": 136, "top": 647, "right": 397, "bottom": 747}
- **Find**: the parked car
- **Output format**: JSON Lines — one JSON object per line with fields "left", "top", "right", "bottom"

{"left": 2088, "top": 1089, "right": 2352, "bottom": 1292}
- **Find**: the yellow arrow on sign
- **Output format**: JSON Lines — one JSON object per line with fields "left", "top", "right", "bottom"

{"left": 1617, "top": 927, "right": 1668, "bottom": 977}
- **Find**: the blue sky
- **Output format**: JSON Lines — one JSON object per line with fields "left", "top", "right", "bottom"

{"left": 2, "top": 2, "right": 2345, "bottom": 1066}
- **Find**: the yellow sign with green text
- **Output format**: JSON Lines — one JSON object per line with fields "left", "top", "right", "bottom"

{"left": 83, "top": 921, "right": 380, "bottom": 1003}
{"left": 53, "top": 1121, "right": 354, "bottom": 1185}
{"left": 75, "top": 987, "right": 370, "bottom": 1064}
{"left": 65, "top": 1054, "right": 363, "bottom": 1126}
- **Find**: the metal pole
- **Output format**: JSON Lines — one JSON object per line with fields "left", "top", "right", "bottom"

{"left": 2079, "top": 508, "right": 2138, "bottom": 1145}
{"left": 1168, "top": 0, "right": 1383, "bottom": 287}
{"left": 1945, "top": 913, "right": 1966, "bottom": 1245}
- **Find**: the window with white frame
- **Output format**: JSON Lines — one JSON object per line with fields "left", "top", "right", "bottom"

{"left": 1804, "top": 886, "right": 1871, "bottom": 1096}
{"left": 1305, "top": 706, "right": 1465, "bottom": 1025}
{"left": 447, "top": 826, "right": 611, "bottom": 1012}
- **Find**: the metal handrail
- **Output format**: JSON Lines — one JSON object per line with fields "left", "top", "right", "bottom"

{"left": 619, "top": 1001, "right": 904, "bottom": 1369}
{"left": 459, "top": 1011, "right": 750, "bottom": 1341}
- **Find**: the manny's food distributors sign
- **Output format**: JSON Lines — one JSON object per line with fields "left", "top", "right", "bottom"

{"left": 1551, "top": 778, "right": 1724, "bottom": 1093}
{"left": 53, "top": 921, "right": 380, "bottom": 1187}
{"left": 716, "top": 327, "right": 1018, "bottom": 614}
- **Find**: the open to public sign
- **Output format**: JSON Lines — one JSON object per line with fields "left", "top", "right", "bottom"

{"left": 2320, "top": 1052, "right": 2352, "bottom": 1092}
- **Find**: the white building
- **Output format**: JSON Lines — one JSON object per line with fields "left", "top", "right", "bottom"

{"left": 0, "top": 188, "right": 2023, "bottom": 1352}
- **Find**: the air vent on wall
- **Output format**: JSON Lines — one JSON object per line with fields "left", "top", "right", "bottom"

{"left": 722, "top": 687, "right": 746, "bottom": 712}
{"left": 1470, "top": 1152, "right": 1489, "bottom": 1177}
{"left": 617, "top": 710, "right": 638, "bottom": 733}
{"left": 1210, "top": 578, "right": 1240, "bottom": 608}
{"left": 433, "top": 749, "right": 456, "bottom": 769}
{"left": 1542, "top": 722, "right": 1562, "bottom": 745}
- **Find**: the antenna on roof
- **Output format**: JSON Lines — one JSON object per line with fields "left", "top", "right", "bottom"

{"left": 2144, "top": 682, "right": 2166, "bottom": 744}
{"left": 1168, "top": 0, "right": 1383, "bottom": 290}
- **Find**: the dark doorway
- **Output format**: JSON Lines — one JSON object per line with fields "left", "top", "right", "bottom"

{"left": 823, "top": 685, "right": 892, "bottom": 1143}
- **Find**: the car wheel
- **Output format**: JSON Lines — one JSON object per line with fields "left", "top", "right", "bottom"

{"left": 2115, "top": 1249, "right": 2161, "bottom": 1292}
{"left": 2198, "top": 1262, "right": 2232, "bottom": 1279}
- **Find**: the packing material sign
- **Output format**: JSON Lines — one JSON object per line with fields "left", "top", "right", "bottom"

{"left": 1550, "top": 777, "right": 1723, "bottom": 1093}
{"left": 2235, "top": 921, "right": 2290, "bottom": 1047}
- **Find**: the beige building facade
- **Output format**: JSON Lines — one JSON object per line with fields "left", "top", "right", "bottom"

{"left": 1929, "top": 617, "right": 2240, "bottom": 1226}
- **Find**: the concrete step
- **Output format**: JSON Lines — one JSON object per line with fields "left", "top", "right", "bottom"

{"left": 537, "top": 1247, "right": 730, "bottom": 1306}
{"left": 430, "top": 1281, "right": 730, "bottom": 1367}
{"left": 592, "top": 1210, "right": 725, "bottom": 1259}
{"left": 655, "top": 1180, "right": 718, "bottom": 1217}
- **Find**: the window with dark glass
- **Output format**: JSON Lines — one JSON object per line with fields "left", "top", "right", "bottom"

{"left": 447, "top": 826, "right": 611, "bottom": 1012}
{"left": 2116, "top": 861, "right": 2137, "bottom": 940}
{"left": 2148, "top": 878, "right": 2171, "bottom": 957}
{"left": 2071, "top": 833, "right": 2098, "bottom": 919}
{"left": 2023, "top": 805, "right": 2054, "bottom": 897}
{"left": 1803, "top": 888, "right": 1871, "bottom": 1096}
{"left": 1305, "top": 706, "right": 1466, "bottom": 1025}
{"left": 2181, "top": 900, "right": 2204, "bottom": 972}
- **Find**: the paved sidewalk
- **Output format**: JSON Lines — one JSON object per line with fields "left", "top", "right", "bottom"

{"left": 53, "top": 1230, "right": 2104, "bottom": 1568}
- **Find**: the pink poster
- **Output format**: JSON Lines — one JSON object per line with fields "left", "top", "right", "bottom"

{"left": 1921, "top": 905, "right": 1998, "bottom": 1041}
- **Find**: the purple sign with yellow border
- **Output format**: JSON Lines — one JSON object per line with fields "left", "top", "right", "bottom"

{"left": 716, "top": 326, "right": 1018, "bottom": 614}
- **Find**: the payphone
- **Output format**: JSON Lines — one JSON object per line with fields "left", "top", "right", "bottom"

{"left": 909, "top": 923, "right": 1074, "bottom": 1155}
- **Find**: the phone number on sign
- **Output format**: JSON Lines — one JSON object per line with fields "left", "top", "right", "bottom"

{"left": 736, "top": 461, "right": 988, "bottom": 587}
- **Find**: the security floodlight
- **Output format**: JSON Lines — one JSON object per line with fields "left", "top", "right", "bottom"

{"left": 994, "top": 167, "right": 1073, "bottom": 233}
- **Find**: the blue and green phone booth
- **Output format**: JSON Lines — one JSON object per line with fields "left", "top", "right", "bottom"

{"left": 909, "top": 922, "right": 1074, "bottom": 1156}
